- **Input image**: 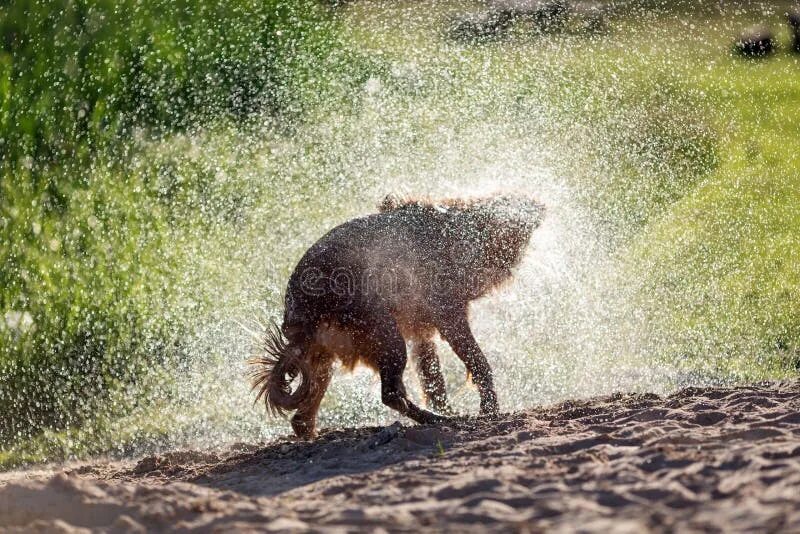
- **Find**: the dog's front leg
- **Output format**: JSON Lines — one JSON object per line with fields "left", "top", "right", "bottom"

{"left": 436, "top": 305, "right": 499, "bottom": 416}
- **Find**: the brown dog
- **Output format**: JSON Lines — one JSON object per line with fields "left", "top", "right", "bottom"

{"left": 250, "top": 194, "right": 545, "bottom": 438}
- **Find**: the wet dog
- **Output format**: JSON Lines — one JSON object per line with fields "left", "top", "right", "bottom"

{"left": 250, "top": 194, "right": 545, "bottom": 438}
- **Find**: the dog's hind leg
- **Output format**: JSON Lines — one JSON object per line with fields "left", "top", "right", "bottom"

{"left": 436, "top": 305, "right": 499, "bottom": 416}
{"left": 366, "top": 313, "right": 447, "bottom": 425}
{"left": 291, "top": 352, "right": 333, "bottom": 439}
{"left": 412, "top": 338, "right": 451, "bottom": 414}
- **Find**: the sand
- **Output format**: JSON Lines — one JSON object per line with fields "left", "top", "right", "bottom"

{"left": 2, "top": 380, "right": 800, "bottom": 532}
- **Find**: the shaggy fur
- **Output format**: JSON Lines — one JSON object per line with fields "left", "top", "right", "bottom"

{"left": 251, "top": 194, "right": 545, "bottom": 438}
{"left": 249, "top": 322, "right": 311, "bottom": 416}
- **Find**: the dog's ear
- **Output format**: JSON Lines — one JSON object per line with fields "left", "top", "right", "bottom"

{"left": 379, "top": 193, "right": 402, "bottom": 212}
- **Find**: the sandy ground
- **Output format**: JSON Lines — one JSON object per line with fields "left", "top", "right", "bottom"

{"left": 2, "top": 381, "right": 800, "bottom": 533}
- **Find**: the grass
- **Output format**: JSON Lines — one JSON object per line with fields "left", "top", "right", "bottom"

{"left": 2, "top": 0, "right": 800, "bottom": 468}
{"left": 0, "top": 0, "right": 373, "bottom": 462}
{"left": 333, "top": 0, "right": 800, "bottom": 391}
{"left": 612, "top": 13, "right": 800, "bottom": 378}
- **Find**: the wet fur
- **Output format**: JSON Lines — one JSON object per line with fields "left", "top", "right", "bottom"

{"left": 251, "top": 194, "right": 545, "bottom": 438}
{"left": 249, "top": 323, "right": 310, "bottom": 416}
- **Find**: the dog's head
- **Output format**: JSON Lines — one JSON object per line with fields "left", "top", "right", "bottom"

{"left": 378, "top": 192, "right": 545, "bottom": 270}
{"left": 476, "top": 195, "right": 546, "bottom": 269}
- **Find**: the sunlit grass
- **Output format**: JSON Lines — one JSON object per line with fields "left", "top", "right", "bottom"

{"left": 336, "top": 0, "right": 800, "bottom": 381}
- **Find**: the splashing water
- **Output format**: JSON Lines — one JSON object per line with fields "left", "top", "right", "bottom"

{"left": 129, "top": 5, "right": 692, "bottom": 447}
{"left": 3, "top": 0, "right": 797, "bottom": 461}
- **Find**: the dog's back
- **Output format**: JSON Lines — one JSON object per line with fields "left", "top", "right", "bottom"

{"left": 282, "top": 196, "right": 543, "bottom": 337}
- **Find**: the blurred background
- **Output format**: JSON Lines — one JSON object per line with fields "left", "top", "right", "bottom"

{"left": 1, "top": 0, "right": 798, "bottom": 467}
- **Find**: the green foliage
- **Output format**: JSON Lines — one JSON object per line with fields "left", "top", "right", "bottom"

{"left": 0, "top": 157, "right": 187, "bottom": 442}
{"left": 0, "top": 0, "right": 354, "bottom": 446}
{"left": 553, "top": 75, "right": 720, "bottom": 241}
{"left": 626, "top": 53, "right": 800, "bottom": 376}
{"left": 0, "top": 0, "right": 338, "bottom": 168}
{"left": 610, "top": 14, "right": 800, "bottom": 378}
{"left": 349, "top": 0, "right": 800, "bottom": 380}
{"left": 2, "top": 0, "right": 799, "bottom": 467}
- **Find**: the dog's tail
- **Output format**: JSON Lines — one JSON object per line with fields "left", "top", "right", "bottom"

{"left": 249, "top": 321, "right": 311, "bottom": 415}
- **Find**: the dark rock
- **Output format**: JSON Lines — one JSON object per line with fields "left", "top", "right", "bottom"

{"left": 367, "top": 421, "right": 403, "bottom": 449}
{"left": 788, "top": 8, "right": 800, "bottom": 53}
{"left": 531, "top": 0, "right": 570, "bottom": 33}
{"left": 491, "top": 0, "right": 571, "bottom": 34}
{"left": 571, "top": 2, "right": 607, "bottom": 34}
{"left": 448, "top": 9, "right": 515, "bottom": 42}
{"left": 734, "top": 25, "right": 775, "bottom": 58}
